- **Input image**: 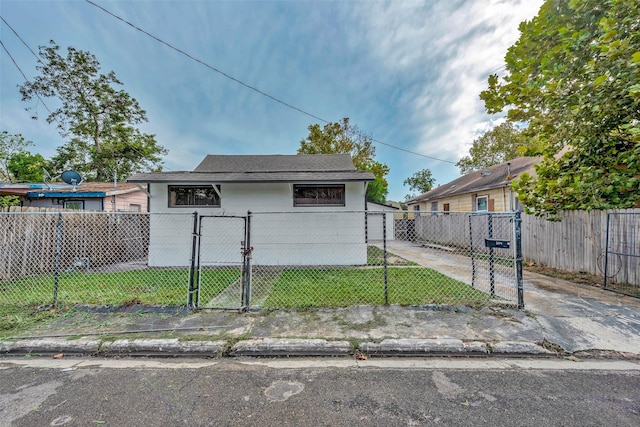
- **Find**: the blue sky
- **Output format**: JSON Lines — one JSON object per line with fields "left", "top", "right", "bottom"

{"left": 1, "top": 0, "right": 543, "bottom": 201}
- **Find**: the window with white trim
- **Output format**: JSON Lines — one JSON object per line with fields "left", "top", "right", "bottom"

{"left": 476, "top": 195, "right": 488, "bottom": 212}
{"left": 168, "top": 185, "right": 220, "bottom": 207}
{"left": 293, "top": 184, "right": 345, "bottom": 207}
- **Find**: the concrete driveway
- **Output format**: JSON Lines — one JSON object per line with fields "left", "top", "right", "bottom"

{"left": 381, "top": 240, "right": 640, "bottom": 355}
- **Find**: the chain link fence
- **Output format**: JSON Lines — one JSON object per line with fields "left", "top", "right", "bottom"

{"left": 1, "top": 210, "right": 523, "bottom": 311}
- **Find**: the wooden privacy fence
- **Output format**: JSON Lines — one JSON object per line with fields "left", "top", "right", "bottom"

{"left": 521, "top": 209, "right": 639, "bottom": 285}
{"left": 0, "top": 212, "right": 149, "bottom": 282}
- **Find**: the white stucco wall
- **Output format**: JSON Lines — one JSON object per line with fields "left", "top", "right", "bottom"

{"left": 366, "top": 202, "right": 397, "bottom": 241}
{"left": 146, "top": 182, "right": 368, "bottom": 266}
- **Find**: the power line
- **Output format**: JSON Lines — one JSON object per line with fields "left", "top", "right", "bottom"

{"left": 84, "top": 0, "right": 456, "bottom": 165}
{"left": 0, "top": 15, "right": 176, "bottom": 174}
{"left": 1, "top": 16, "right": 40, "bottom": 62}
{"left": 0, "top": 37, "right": 53, "bottom": 116}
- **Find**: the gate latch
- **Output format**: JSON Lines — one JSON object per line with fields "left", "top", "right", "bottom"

{"left": 242, "top": 246, "right": 254, "bottom": 256}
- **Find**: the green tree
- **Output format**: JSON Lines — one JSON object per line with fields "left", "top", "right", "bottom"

{"left": 0, "top": 195, "right": 20, "bottom": 210}
{"left": 403, "top": 168, "right": 435, "bottom": 200}
{"left": 481, "top": 0, "right": 640, "bottom": 215}
{"left": 298, "top": 117, "right": 390, "bottom": 203}
{"left": 0, "top": 131, "right": 34, "bottom": 182}
{"left": 19, "top": 41, "right": 167, "bottom": 181}
{"left": 8, "top": 151, "right": 47, "bottom": 183}
{"left": 456, "top": 122, "right": 538, "bottom": 175}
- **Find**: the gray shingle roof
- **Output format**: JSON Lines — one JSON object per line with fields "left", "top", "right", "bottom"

{"left": 408, "top": 156, "right": 541, "bottom": 203}
{"left": 194, "top": 154, "right": 357, "bottom": 172}
{"left": 128, "top": 154, "right": 375, "bottom": 183}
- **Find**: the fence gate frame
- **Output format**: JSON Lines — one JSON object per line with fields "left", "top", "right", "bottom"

{"left": 468, "top": 211, "right": 524, "bottom": 309}
{"left": 603, "top": 211, "right": 640, "bottom": 296}
{"left": 188, "top": 211, "right": 251, "bottom": 310}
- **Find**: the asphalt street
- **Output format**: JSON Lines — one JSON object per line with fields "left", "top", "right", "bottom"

{"left": 1, "top": 358, "right": 639, "bottom": 426}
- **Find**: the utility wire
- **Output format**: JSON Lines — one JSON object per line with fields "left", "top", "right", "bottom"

{"left": 0, "top": 37, "right": 53, "bottom": 117}
{"left": 1, "top": 16, "right": 40, "bottom": 61}
{"left": 84, "top": 0, "right": 456, "bottom": 165}
{"left": 0, "top": 15, "right": 176, "bottom": 173}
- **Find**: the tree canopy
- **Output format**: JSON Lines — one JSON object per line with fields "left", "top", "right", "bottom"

{"left": 0, "top": 131, "right": 45, "bottom": 182}
{"left": 298, "top": 117, "right": 390, "bottom": 204}
{"left": 403, "top": 169, "right": 435, "bottom": 201}
{"left": 456, "top": 122, "right": 538, "bottom": 175}
{"left": 19, "top": 41, "right": 167, "bottom": 181}
{"left": 480, "top": 0, "right": 640, "bottom": 215}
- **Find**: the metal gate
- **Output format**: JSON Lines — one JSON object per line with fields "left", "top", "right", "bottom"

{"left": 603, "top": 212, "right": 640, "bottom": 296}
{"left": 468, "top": 212, "right": 523, "bottom": 308}
{"left": 188, "top": 213, "right": 251, "bottom": 310}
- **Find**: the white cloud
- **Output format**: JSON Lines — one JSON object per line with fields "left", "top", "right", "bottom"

{"left": 351, "top": 0, "right": 543, "bottom": 163}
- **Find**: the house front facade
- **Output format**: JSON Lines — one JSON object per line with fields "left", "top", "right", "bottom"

{"left": 128, "top": 154, "right": 375, "bottom": 267}
{"left": 407, "top": 157, "right": 541, "bottom": 214}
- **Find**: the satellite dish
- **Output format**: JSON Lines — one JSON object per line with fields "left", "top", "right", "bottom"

{"left": 61, "top": 170, "right": 83, "bottom": 192}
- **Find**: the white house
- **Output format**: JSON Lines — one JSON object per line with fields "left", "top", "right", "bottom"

{"left": 366, "top": 201, "right": 398, "bottom": 241}
{"left": 128, "top": 154, "right": 375, "bottom": 267}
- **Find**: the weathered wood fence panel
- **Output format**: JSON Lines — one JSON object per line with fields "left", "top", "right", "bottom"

{"left": 521, "top": 209, "right": 639, "bottom": 284}
{"left": 0, "top": 212, "right": 149, "bottom": 282}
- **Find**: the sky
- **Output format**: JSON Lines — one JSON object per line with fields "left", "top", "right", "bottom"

{"left": 0, "top": 0, "right": 543, "bottom": 202}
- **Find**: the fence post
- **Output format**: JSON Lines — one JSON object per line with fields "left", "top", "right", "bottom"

{"left": 52, "top": 212, "right": 63, "bottom": 307}
{"left": 488, "top": 213, "right": 495, "bottom": 297}
{"left": 603, "top": 212, "right": 611, "bottom": 290}
{"left": 243, "top": 211, "right": 252, "bottom": 309}
{"left": 469, "top": 214, "right": 476, "bottom": 288}
{"left": 514, "top": 211, "right": 524, "bottom": 309}
{"left": 383, "top": 212, "right": 388, "bottom": 305}
{"left": 188, "top": 211, "right": 199, "bottom": 309}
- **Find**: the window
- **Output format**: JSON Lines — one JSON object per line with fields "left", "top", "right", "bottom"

{"left": 168, "top": 185, "right": 220, "bottom": 207}
{"left": 64, "top": 200, "right": 84, "bottom": 210}
{"left": 443, "top": 203, "right": 450, "bottom": 214}
{"left": 430, "top": 201, "right": 438, "bottom": 214}
{"left": 413, "top": 204, "right": 420, "bottom": 217}
{"left": 476, "top": 195, "right": 488, "bottom": 212}
{"left": 293, "top": 184, "right": 345, "bottom": 207}
{"left": 129, "top": 204, "right": 142, "bottom": 212}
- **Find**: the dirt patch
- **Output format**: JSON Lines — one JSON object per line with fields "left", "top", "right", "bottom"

{"left": 525, "top": 265, "right": 602, "bottom": 287}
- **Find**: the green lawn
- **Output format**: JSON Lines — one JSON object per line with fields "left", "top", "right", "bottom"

{"left": 0, "top": 269, "right": 240, "bottom": 307}
{"left": 263, "top": 267, "right": 489, "bottom": 308}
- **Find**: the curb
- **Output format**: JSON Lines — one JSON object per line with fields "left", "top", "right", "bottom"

{"left": 101, "top": 339, "right": 226, "bottom": 357}
{"left": 231, "top": 338, "right": 353, "bottom": 357}
{"left": 1, "top": 338, "right": 556, "bottom": 358}
{"left": 360, "top": 339, "right": 488, "bottom": 356}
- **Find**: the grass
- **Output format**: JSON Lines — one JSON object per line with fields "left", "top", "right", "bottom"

{"left": 0, "top": 268, "right": 240, "bottom": 307}
{"left": 263, "top": 267, "right": 489, "bottom": 308}
{"left": 0, "top": 304, "right": 60, "bottom": 339}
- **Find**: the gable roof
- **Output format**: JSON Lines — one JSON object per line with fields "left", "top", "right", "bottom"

{"left": 128, "top": 154, "right": 375, "bottom": 183}
{"left": 408, "top": 156, "right": 541, "bottom": 204}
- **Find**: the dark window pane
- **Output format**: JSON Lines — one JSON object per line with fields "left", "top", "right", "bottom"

{"left": 293, "top": 185, "right": 345, "bottom": 206}
{"left": 168, "top": 186, "right": 220, "bottom": 207}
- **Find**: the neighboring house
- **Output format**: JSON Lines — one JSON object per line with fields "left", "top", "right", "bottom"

{"left": 127, "top": 154, "right": 375, "bottom": 266}
{"left": 407, "top": 156, "right": 541, "bottom": 213}
{"left": 366, "top": 201, "right": 398, "bottom": 241}
{"left": 0, "top": 182, "right": 148, "bottom": 212}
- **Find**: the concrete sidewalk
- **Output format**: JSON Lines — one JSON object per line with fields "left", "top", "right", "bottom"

{"left": 2, "top": 271, "right": 639, "bottom": 359}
